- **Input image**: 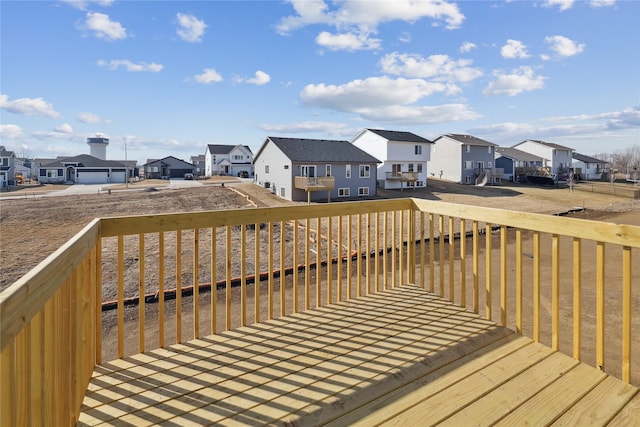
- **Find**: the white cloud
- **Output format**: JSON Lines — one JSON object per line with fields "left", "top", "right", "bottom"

{"left": 545, "top": 35, "right": 585, "bottom": 57}
{"left": 379, "top": 52, "right": 483, "bottom": 83}
{"left": 316, "top": 31, "right": 381, "bottom": 51}
{"left": 176, "top": 13, "right": 207, "bottom": 43}
{"left": 97, "top": 59, "right": 163, "bottom": 72}
{"left": 459, "top": 42, "right": 476, "bottom": 53}
{"left": 62, "top": 0, "right": 114, "bottom": 10}
{"left": 589, "top": 0, "right": 616, "bottom": 7}
{"left": 277, "top": 0, "right": 464, "bottom": 51}
{"left": 0, "top": 94, "right": 61, "bottom": 118}
{"left": 399, "top": 32, "right": 412, "bottom": 43}
{"left": 193, "top": 68, "right": 223, "bottom": 84}
{"left": 259, "top": 121, "right": 350, "bottom": 134}
{"left": 77, "top": 112, "right": 107, "bottom": 123}
{"left": 543, "top": 0, "right": 575, "bottom": 11}
{"left": 0, "top": 124, "right": 25, "bottom": 140}
{"left": 500, "top": 39, "right": 530, "bottom": 59}
{"left": 236, "top": 70, "right": 271, "bottom": 86}
{"left": 483, "top": 66, "right": 546, "bottom": 96}
{"left": 54, "top": 123, "right": 74, "bottom": 134}
{"left": 300, "top": 76, "right": 478, "bottom": 124}
{"left": 82, "top": 12, "right": 126, "bottom": 41}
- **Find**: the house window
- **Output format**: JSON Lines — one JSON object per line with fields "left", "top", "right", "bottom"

{"left": 46, "top": 170, "right": 57, "bottom": 178}
{"left": 465, "top": 176, "right": 472, "bottom": 184}
{"left": 392, "top": 164, "right": 401, "bottom": 175}
{"left": 359, "top": 165, "right": 370, "bottom": 178}
{"left": 416, "top": 181, "right": 424, "bottom": 187}
{"left": 488, "top": 161, "right": 493, "bottom": 168}
{"left": 358, "top": 187, "right": 369, "bottom": 196}
{"left": 415, "top": 145, "right": 422, "bottom": 155}
{"left": 233, "top": 155, "right": 243, "bottom": 161}
{"left": 284, "top": 165, "right": 289, "bottom": 170}
{"left": 488, "top": 147, "right": 492, "bottom": 154}
{"left": 58, "top": 169, "right": 63, "bottom": 176}
{"left": 325, "top": 164, "right": 331, "bottom": 176}
{"left": 466, "top": 145, "right": 471, "bottom": 153}
{"left": 465, "top": 161, "right": 474, "bottom": 170}
{"left": 338, "top": 188, "right": 350, "bottom": 197}
{"left": 280, "top": 187, "right": 285, "bottom": 197}
{"left": 1, "top": 158, "right": 7, "bottom": 166}
{"left": 408, "top": 164, "right": 414, "bottom": 172}
{"left": 300, "top": 165, "right": 316, "bottom": 177}
{"left": 40, "top": 169, "right": 46, "bottom": 177}
{"left": 265, "top": 165, "right": 270, "bottom": 173}
{"left": 417, "top": 163, "right": 423, "bottom": 173}
{"left": 345, "top": 164, "right": 351, "bottom": 178}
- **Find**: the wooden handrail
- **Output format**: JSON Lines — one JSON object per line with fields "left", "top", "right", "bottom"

{"left": 1, "top": 197, "right": 638, "bottom": 425}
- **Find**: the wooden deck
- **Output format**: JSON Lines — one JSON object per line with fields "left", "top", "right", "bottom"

{"left": 79, "top": 286, "right": 639, "bottom": 426}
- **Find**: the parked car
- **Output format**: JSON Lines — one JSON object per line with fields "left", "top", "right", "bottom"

{"left": 184, "top": 173, "right": 194, "bottom": 180}
{"left": 238, "top": 171, "right": 249, "bottom": 178}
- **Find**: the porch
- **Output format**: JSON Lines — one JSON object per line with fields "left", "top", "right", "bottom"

{"left": 1, "top": 198, "right": 638, "bottom": 425}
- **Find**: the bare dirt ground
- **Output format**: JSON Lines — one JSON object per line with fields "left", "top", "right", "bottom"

{"left": 1, "top": 179, "right": 638, "bottom": 382}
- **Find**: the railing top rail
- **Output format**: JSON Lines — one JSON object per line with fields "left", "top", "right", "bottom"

{"left": 410, "top": 198, "right": 640, "bottom": 248}
{"left": 99, "top": 198, "right": 414, "bottom": 237}
{"left": 0, "top": 218, "right": 101, "bottom": 350}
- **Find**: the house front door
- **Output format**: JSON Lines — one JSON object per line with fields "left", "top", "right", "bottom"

{"left": 66, "top": 167, "right": 75, "bottom": 183}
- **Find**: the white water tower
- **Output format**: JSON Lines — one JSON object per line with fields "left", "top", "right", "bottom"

{"left": 87, "top": 136, "right": 109, "bottom": 160}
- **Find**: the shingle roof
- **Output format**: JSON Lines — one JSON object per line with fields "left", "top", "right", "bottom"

{"left": 207, "top": 144, "right": 235, "bottom": 154}
{"left": 437, "top": 134, "right": 498, "bottom": 147}
{"left": 573, "top": 152, "right": 608, "bottom": 163}
{"left": 495, "top": 147, "right": 544, "bottom": 162}
{"left": 365, "top": 129, "right": 433, "bottom": 144}
{"left": 39, "top": 154, "right": 125, "bottom": 168}
{"left": 265, "top": 137, "right": 381, "bottom": 163}
{"left": 520, "top": 140, "right": 574, "bottom": 151}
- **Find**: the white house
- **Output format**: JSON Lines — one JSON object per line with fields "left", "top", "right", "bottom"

{"left": 253, "top": 137, "right": 380, "bottom": 202}
{"left": 427, "top": 134, "right": 499, "bottom": 185}
{"left": 204, "top": 144, "right": 253, "bottom": 177}
{"left": 351, "top": 129, "right": 433, "bottom": 190}
{"left": 37, "top": 154, "right": 127, "bottom": 184}
{"left": 512, "top": 140, "right": 574, "bottom": 178}
{"left": 572, "top": 153, "right": 609, "bottom": 181}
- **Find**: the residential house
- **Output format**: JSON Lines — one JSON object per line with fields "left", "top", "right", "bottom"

{"left": 14, "top": 157, "right": 33, "bottom": 181}
{"left": 143, "top": 156, "right": 196, "bottom": 179}
{"left": 204, "top": 144, "right": 253, "bottom": 177}
{"left": 512, "top": 140, "right": 574, "bottom": 178}
{"left": 190, "top": 155, "right": 206, "bottom": 178}
{"left": 495, "top": 147, "right": 545, "bottom": 182}
{"left": 0, "top": 146, "right": 16, "bottom": 187}
{"left": 427, "top": 134, "right": 500, "bottom": 185}
{"left": 351, "top": 129, "right": 433, "bottom": 190}
{"left": 37, "top": 154, "right": 128, "bottom": 184}
{"left": 572, "top": 153, "right": 609, "bottom": 181}
{"left": 253, "top": 137, "right": 380, "bottom": 202}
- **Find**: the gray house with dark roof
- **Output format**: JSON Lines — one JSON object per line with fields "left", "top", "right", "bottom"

{"left": 351, "top": 129, "right": 433, "bottom": 189}
{"left": 428, "top": 134, "right": 499, "bottom": 185}
{"left": 142, "top": 156, "right": 195, "bottom": 179}
{"left": 37, "top": 154, "right": 129, "bottom": 184}
{"left": 495, "top": 147, "right": 545, "bottom": 182}
{"left": 253, "top": 137, "right": 381, "bottom": 202}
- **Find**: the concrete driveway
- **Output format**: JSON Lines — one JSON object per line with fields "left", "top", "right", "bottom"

{"left": 168, "top": 178, "right": 203, "bottom": 189}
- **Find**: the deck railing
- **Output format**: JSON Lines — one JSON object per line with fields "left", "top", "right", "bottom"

{"left": 1, "top": 198, "right": 638, "bottom": 425}
{"left": 294, "top": 176, "right": 335, "bottom": 190}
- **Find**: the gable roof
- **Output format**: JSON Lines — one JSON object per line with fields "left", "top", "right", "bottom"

{"left": 259, "top": 137, "right": 381, "bottom": 163}
{"left": 436, "top": 134, "right": 498, "bottom": 147}
{"left": 142, "top": 156, "right": 195, "bottom": 168}
{"left": 0, "top": 146, "right": 15, "bottom": 157}
{"left": 39, "top": 154, "right": 125, "bottom": 168}
{"left": 573, "top": 153, "right": 608, "bottom": 164}
{"left": 364, "top": 129, "right": 433, "bottom": 144}
{"left": 495, "top": 147, "right": 544, "bottom": 162}
{"left": 207, "top": 144, "right": 252, "bottom": 155}
{"left": 517, "top": 139, "right": 574, "bottom": 151}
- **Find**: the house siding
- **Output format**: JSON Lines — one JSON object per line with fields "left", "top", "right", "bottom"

{"left": 254, "top": 141, "right": 292, "bottom": 198}
{"left": 427, "top": 138, "right": 462, "bottom": 182}
{"left": 513, "top": 140, "right": 573, "bottom": 176}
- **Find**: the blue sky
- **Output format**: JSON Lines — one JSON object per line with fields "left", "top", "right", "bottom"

{"left": 1, "top": 0, "right": 638, "bottom": 164}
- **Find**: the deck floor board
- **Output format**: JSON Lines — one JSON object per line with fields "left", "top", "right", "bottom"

{"left": 79, "top": 286, "right": 638, "bottom": 426}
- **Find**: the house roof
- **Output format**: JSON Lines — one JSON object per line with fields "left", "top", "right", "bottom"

{"left": 364, "top": 129, "right": 433, "bottom": 144}
{"left": 517, "top": 139, "right": 574, "bottom": 151}
{"left": 261, "top": 137, "right": 381, "bottom": 163}
{"left": 207, "top": 144, "right": 253, "bottom": 155}
{"left": 143, "top": 156, "right": 195, "bottom": 168}
{"left": 0, "top": 146, "right": 15, "bottom": 157}
{"left": 39, "top": 154, "right": 125, "bottom": 168}
{"left": 573, "top": 152, "right": 607, "bottom": 164}
{"left": 495, "top": 147, "right": 544, "bottom": 162}
{"left": 436, "top": 134, "right": 498, "bottom": 147}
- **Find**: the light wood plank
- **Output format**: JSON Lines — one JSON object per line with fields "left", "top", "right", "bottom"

{"left": 608, "top": 390, "right": 640, "bottom": 427}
